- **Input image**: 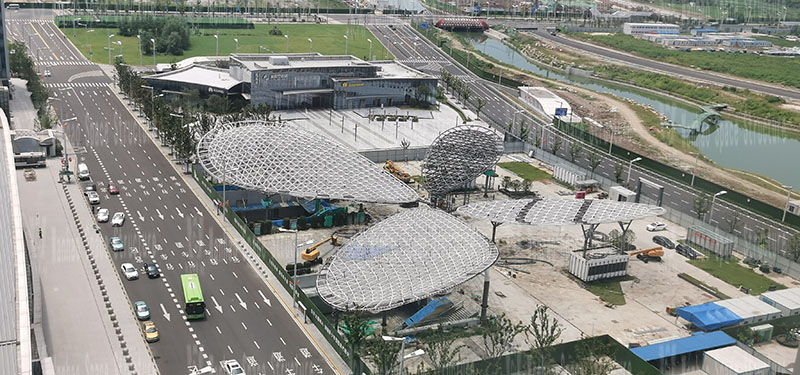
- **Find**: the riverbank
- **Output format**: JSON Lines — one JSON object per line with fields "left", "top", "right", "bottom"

{"left": 428, "top": 27, "right": 799, "bottom": 207}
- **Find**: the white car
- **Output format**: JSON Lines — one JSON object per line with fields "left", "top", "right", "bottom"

{"left": 221, "top": 359, "right": 245, "bottom": 375}
{"left": 121, "top": 263, "right": 138, "bottom": 280}
{"left": 646, "top": 222, "right": 667, "bottom": 232}
{"left": 111, "top": 212, "right": 125, "bottom": 227}
{"left": 96, "top": 208, "right": 110, "bottom": 223}
{"left": 87, "top": 191, "right": 100, "bottom": 205}
{"left": 43, "top": 69, "right": 51, "bottom": 77}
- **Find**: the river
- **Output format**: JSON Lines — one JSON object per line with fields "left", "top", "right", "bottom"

{"left": 462, "top": 33, "right": 800, "bottom": 188}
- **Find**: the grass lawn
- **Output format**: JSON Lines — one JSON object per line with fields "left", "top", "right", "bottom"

{"left": 61, "top": 23, "right": 393, "bottom": 65}
{"left": 584, "top": 276, "right": 631, "bottom": 305}
{"left": 497, "top": 162, "right": 551, "bottom": 181}
{"left": 687, "top": 249, "right": 785, "bottom": 295}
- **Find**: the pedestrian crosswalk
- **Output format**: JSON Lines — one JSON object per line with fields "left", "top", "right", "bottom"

{"left": 6, "top": 19, "right": 53, "bottom": 24}
{"left": 45, "top": 82, "right": 109, "bottom": 88}
{"left": 37, "top": 60, "right": 95, "bottom": 66}
{"left": 398, "top": 58, "right": 450, "bottom": 64}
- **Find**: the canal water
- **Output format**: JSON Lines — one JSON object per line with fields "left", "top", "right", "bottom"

{"left": 463, "top": 33, "right": 800, "bottom": 188}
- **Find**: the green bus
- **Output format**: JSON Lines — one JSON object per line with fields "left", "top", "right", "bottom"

{"left": 180, "top": 274, "right": 206, "bottom": 320}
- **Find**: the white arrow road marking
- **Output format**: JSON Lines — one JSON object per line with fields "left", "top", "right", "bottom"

{"left": 155, "top": 209, "right": 164, "bottom": 220}
{"left": 259, "top": 290, "right": 271, "bottom": 307}
{"left": 194, "top": 206, "right": 203, "bottom": 216}
{"left": 137, "top": 210, "right": 144, "bottom": 221}
{"left": 235, "top": 293, "right": 248, "bottom": 310}
{"left": 160, "top": 303, "right": 170, "bottom": 322}
{"left": 211, "top": 296, "right": 223, "bottom": 314}
{"left": 176, "top": 207, "right": 184, "bottom": 218}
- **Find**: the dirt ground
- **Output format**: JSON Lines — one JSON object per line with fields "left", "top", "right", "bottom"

{"left": 444, "top": 31, "right": 799, "bottom": 208}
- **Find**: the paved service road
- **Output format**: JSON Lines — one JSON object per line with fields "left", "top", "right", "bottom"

{"left": 533, "top": 30, "right": 800, "bottom": 101}
{"left": 7, "top": 10, "right": 337, "bottom": 375}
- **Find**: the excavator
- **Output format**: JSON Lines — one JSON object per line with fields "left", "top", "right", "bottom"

{"left": 301, "top": 235, "right": 339, "bottom": 262}
{"left": 630, "top": 246, "right": 664, "bottom": 263}
{"left": 384, "top": 160, "right": 412, "bottom": 183}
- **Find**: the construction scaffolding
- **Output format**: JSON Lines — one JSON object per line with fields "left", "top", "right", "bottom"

{"left": 456, "top": 198, "right": 666, "bottom": 226}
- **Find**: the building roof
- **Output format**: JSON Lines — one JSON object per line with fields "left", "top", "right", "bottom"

{"left": 231, "top": 53, "right": 372, "bottom": 71}
{"left": 713, "top": 295, "right": 780, "bottom": 319}
{"left": 677, "top": 302, "right": 742, "bottom": 331}
{"left": 631, "top": 331, "right": 736, "bottom": 362}
{"left": 519, "top": 86, "right": 575, "bottom": 119}
{"left": 196, "top": 119, "right": 419, "bottom": 204}
{"left": 146, "top": 64, "right": 242, "bottom": 91}
{"left": 762, "top": 287, "right": 800, "bottom": 310}
{"left": 456, "top": 198, "right": 666, "bottom": 226}
{"left": 316, "top": 206, "right": 498, "bottom": 312}
{"left": 704, "top": 346, "right": 769, "bottom": 372}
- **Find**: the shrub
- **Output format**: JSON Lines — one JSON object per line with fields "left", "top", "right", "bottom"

{"left": 282, "top": 217, "right": 291, "bottom": 230}
{"left": 298, "top": 216, "right": 309, "bottom": 230}
{"left": 262, "top": 220, "right": 272, "bottom": 234}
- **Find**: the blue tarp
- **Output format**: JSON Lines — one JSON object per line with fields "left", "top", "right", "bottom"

{"left": 631, "top": 331, "right": 736, "bottom": 362}
{"left": 677, "top": 302, "right": 743, "bottom": 331}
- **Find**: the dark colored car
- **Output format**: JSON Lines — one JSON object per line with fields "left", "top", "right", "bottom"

{"left": 108, "top": 184, "right": 120, "bottom": 195}
{"left": 144, "top": 263, "right": 160, "bottom": 279}
{"left": 83, "top": 182, "right": 97, "bottom": 195}
{"left": 676, "top": 243, "right": 698, "bottom": 260}
{"left": 652, "top": 235, "right": 675, "bottom": 249}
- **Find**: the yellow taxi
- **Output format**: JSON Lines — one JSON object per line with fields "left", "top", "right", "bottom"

{"left": 142, "top": 321, "right": 159, "bottom": 343}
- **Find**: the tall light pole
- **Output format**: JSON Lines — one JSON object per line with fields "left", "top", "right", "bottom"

{"left": 626, "top": 157, "right": 642, "bottom": 187}
{"left": 708, "top": 190, "right": 727, "bottom": 224}
{"left": 343, "top": 34, "right": 348, "bottom": 55}
{"left": 137, "top": 34, "right": 143, "bottom": 65}
{"left": 150, "top": 38, "right": 156, "bottom": 67}
{"left": 783, "top": 186, "right": 793, "bottom": 222}
{"left": 307, "top": 38, "right": 313, "bottom": 52}
{"left": 214, "top": 34, "right": 219, "bottom": 56}
{"left": 277, "top": 228, "right": 314, "bottom": 307}
{"left": 690, "top": 152, "right": 700, "bottom": 186}
{"left": 107, "top": 33, "right": 115, "bottom": 64}
{"left": 381, "top": 336, "right": 425, "bottom": 375}
{"left": 114, "top": 41, "right": 123, "bottom": 61}
{"left": 234, "top": 38, "right": 239, "bottom": 53}
{"left": 141, "top": 85, "right": 156, "bottom": 130}
{"left": 284, "top": 34, "right": 289, "bottom": 53}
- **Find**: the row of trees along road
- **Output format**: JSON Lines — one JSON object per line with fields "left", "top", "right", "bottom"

{"left": 339, "top": 305, "right": 618, "bottom": 375}
{"left": 113, "top": 59, "right": 271, "bottom": 171}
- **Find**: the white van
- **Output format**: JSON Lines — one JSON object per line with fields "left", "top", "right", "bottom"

{"left": 6, "top": 4, "right": 20, "bottom": 10}
{"left": 77, "top": 163, "right": 90, "bottom": 180}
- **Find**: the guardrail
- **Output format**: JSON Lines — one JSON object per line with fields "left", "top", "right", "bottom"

{"left": 191, "top": 165, "right": 371, "bottom": 375}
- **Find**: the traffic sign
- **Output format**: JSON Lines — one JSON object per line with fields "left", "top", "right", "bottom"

{"left": 421, "top": 23, "right": 428, "bottom": 30}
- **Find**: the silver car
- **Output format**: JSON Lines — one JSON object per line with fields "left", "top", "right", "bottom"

{"left": 134, "top": 301, "right": 150, "bottom": 320}
{"left": 121, "top": 262, "right": 137, "bottom": 280}
{"left": 87, "top": 191, "right": 100, "bottom": 205}
{"left": 111, "top": 212, "right": 125, "bottom": 227}
{"left": 96, "top": 208, "right": 110, "bottom": 223}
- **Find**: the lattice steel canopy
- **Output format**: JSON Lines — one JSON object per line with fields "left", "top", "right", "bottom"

{"left": 316, "top": 206, "right": 499, "bottom": 313}
{"left": 457, "top": 198, "right": 666, "bottom": 225}
{"left": 421, "top": 125, "right": 503, "bottom": 196}
{"left": 196, "top": 120, "right": 419, "bottom": 204}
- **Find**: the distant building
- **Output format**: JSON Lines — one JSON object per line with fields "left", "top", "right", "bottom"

{"left": 721, "top": 39, "right": 772, "bottom": 48}
{"left": 146, "top": 53, "right": 437, "bottom": 110}
{"left": 691, "top": 28, "right": 718, "bottom": 37}
{"left": 623, "top": 22, "right": 680, "bottom": 35}
{"left": 0, "top": 0, "right": 11, "bottom": 120}
{"left": 518, "top": 86, "right": 580, "bottom": 123}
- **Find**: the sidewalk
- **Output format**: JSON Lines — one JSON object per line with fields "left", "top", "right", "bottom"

{"left": 12, "top": 79, "right": 158, "bottom": 374}
{"left": 98, "top": 63, "right": 352, "bottom": 374}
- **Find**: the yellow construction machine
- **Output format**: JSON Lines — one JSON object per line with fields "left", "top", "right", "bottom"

{"left": 630, "top": 246, "right": 664, "bottom": 263}
{"left": 384, "top": 160, "right": 412, "bottom": 183}
{"left": 301, "top": 235, "right": 339, "bottom": 261}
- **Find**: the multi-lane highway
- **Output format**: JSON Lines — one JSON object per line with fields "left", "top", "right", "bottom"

{"left": 7, "top": 9, "right": 336, "bottom": 375}
{"left": 370, "top": 21, "right": 798, "bottom": 256}
{"left": 533, "top": 30, "right": 800, "bottom": 101}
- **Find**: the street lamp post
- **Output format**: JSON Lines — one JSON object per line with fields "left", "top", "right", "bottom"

{"left": 381, "top": 336, "right": 425, "bottom": 375}
{"left": 367, "top": 38, "right": 372, "bottom": 60}
{"left": 234, "top": 38, "right": 239, "bottom": 53}
{"left": 137, "top": 34, "right": 143, "bottom": 65}
{"left": 114, "top": 41, "right": 123, "bottom": 61}
{"left": 307, "top": 38, "right": 313, "bottom": 52}
{"left": 626, "top": 157, "right": 642, "bottom": 187}
{"left": 284, "top": 34, "right": 289, "bottom": 53}
{"left": 690, "top": 152, "right": 700, "bottom": 186}
{"left": 277, "top": 228, "right": 314, "bottom": 307}
{"left": 214, "top": 34, "right": 219, "bottom": 56}
{"left": 783, "top": 186, "right": 793, "bottom": 222}
{"left": 343, "top": 34, "right": 348, "bottom": 55}
{"left": 708, "top": 190, "right": 727, "bottom": 224}
{"left": 150, "top": 38, "right": 156, "bottom": 67}
{"left": 107, "top": 33, "right": 115, "bottom": 64}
